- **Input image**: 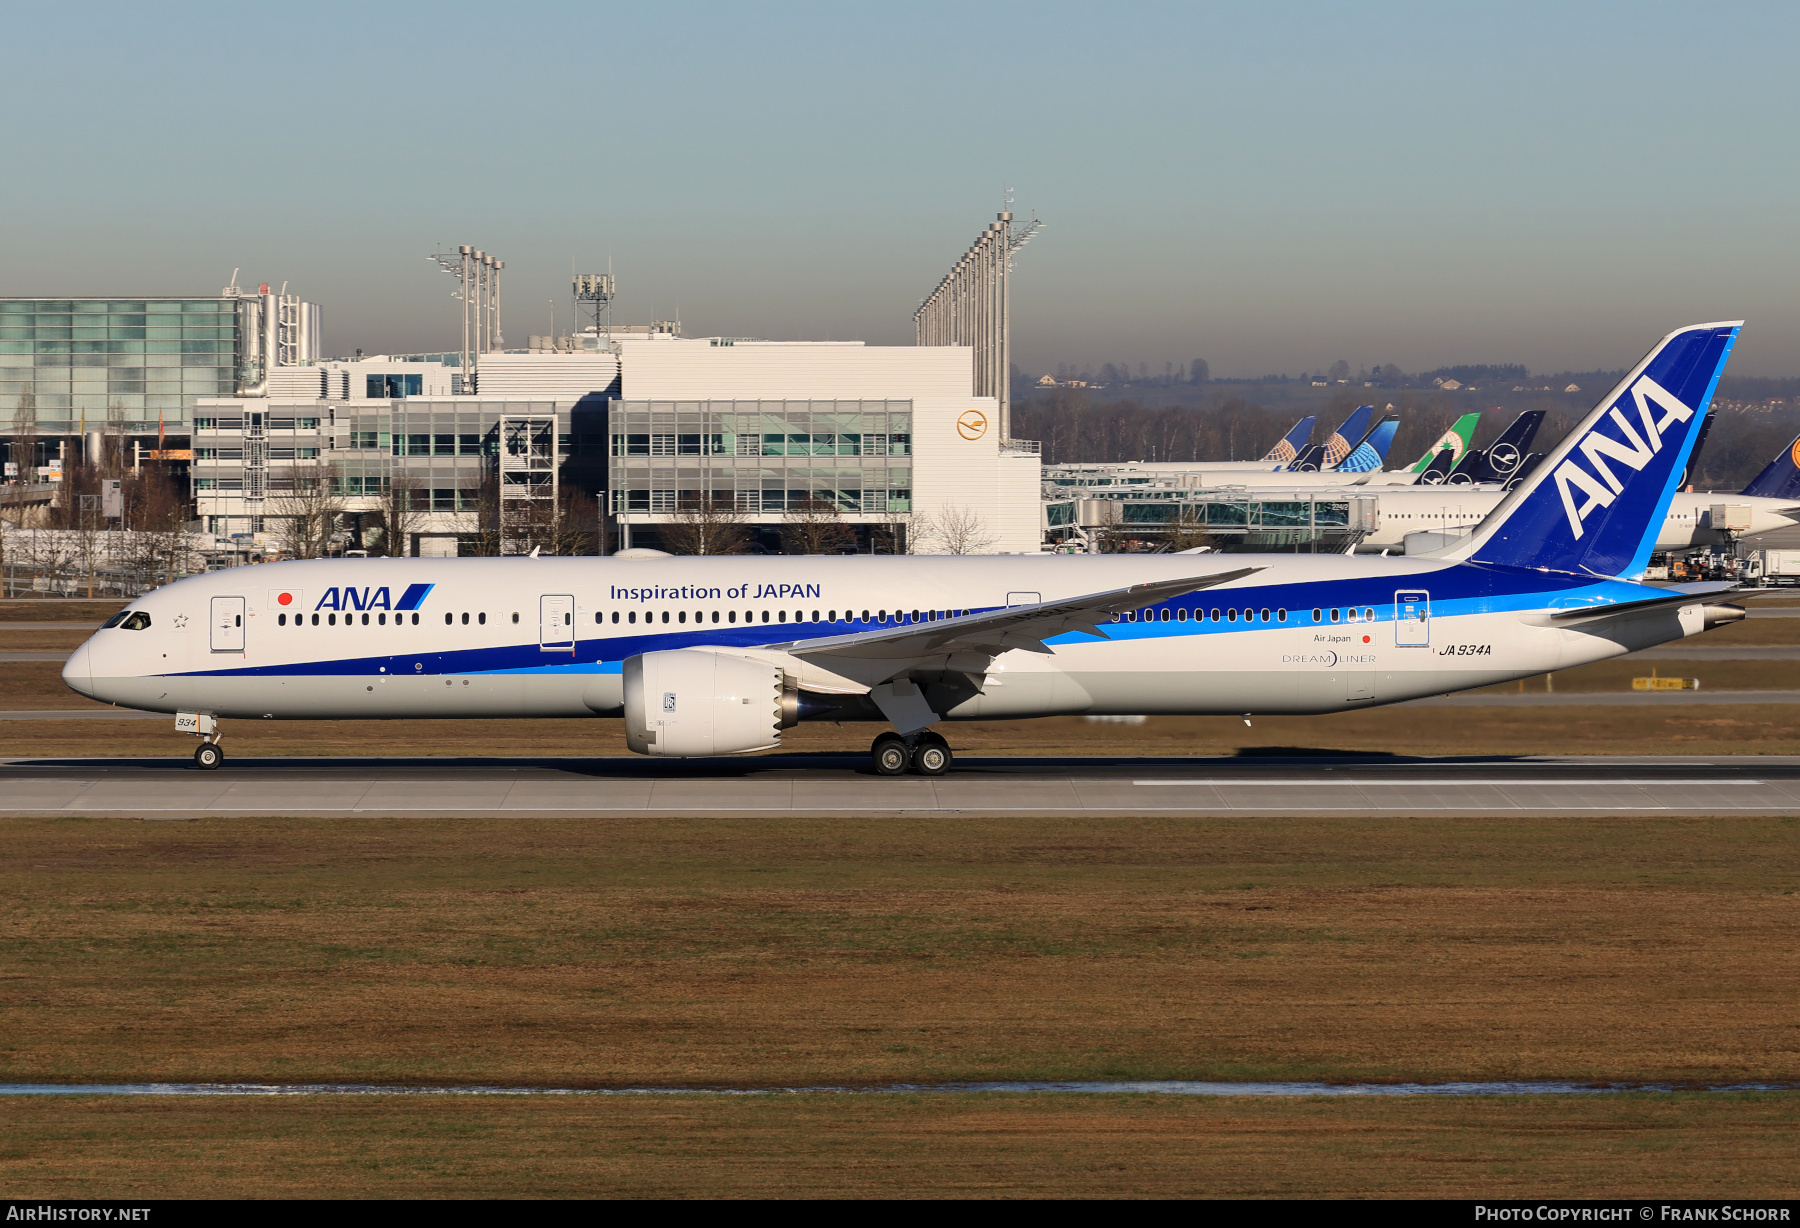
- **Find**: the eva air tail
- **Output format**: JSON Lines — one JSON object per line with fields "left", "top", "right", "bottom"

{"left": 1405, "top": 412, "right": 1481, "bottom": 472}
{"left": 1447, "top": 322, "right": 1741, "bottom": 579}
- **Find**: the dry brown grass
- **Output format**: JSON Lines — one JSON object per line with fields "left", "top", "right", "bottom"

{"left": 0, "top": 600, "right": 124, "bottom": 623}
{"left": 2, "top": 812, "right": 1795, "bottom": 1089}
{"left": 5, "top": 1093, "right": 1797, "bottom": 1199}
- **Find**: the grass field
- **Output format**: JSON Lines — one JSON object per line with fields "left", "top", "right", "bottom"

{"left": 1, "top": 811, "right": 1796, "bottom": 1196}
{"left": 7, "top": 1094, "right": 1796, "bottom": 1198}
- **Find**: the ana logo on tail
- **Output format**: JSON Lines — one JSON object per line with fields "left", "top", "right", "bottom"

{"left": 1554, "top": 377, "right": 1693, "bottom": 540}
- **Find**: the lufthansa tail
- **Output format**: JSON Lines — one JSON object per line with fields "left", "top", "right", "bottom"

{"left": 1739, "top": 430, "right": 1800, "bottom": 499}
{"left": 1449, "top": 321, "right": 1741, "bottom": 579}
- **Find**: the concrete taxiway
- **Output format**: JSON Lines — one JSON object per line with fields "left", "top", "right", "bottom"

{"left": 3, "top": 754, "right": 1799, "bottom": 816}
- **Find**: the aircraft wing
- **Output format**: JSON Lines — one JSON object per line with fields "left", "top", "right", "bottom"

{"left": 776, "top": 567, "right": 1262, "bottom": 665}
{"left": 763, "top": 566, "right": 1261, "bottom": 733}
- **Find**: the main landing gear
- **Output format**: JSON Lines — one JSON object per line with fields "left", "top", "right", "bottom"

{"left": 870, "top": 731, "right": 952, "bottom": 777}
{"left": 194, "top": 742, "right": 224, "bottom": 771}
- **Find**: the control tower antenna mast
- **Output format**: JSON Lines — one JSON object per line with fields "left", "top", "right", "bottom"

{"left": 573, "top": 268, "right": 616, "bottom": 346}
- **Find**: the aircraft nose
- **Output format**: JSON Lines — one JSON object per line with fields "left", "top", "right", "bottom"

{"left": 62, "top": 641, "right": 94, "bottom": 699}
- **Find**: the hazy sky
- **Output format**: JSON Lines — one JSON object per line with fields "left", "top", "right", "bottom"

{"left": 4, "top": 1, "right": 1798, "bottom": 376}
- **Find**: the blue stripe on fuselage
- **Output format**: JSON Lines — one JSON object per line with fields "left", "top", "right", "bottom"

{"left": 163, "top": 562, "right": 1657, "bottom": 679}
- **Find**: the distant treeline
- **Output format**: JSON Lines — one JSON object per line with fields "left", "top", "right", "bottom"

{"left": 1013, "top": 386, "right": 1800, "bottom": 492}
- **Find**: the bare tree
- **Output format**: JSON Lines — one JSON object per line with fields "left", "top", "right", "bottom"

{"left": 662, "top": 493, "right": 749, "bottom": 556}
{"left": 781, "top": 496, "right": 855, "bottom": 555}
{"left": 870, "top": 506, "right": 910, "bottom": 555}
{"left": 375, "top": 472, "right": 426, "bottom": 557}
{"left": 502, "top": 485, "right": 599, "bottom": 556}
{"left": 917, "top": 504, "right": 996, "bottom": 555}
{"left": 121, "top": 464, "right": 194, "bottom": 587}
{"left": 269, "top": 460, "right": 344, "bottom": 559}
{"left": 1160, "top": 507, "right": 1213, "bottom": 553}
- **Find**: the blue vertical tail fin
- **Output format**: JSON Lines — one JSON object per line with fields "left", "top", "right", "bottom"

{"left": 1447, "top": 322, "right": 1741, "bottom": 578}
{"left": 1320, "top": 406, "right": 1374, "bottom": 469}
{"left": 1336, "top": 415, "right": 1399, "bottom": 473}
{"left": 1477, "top": 410, "right": 1546, "bottom": 483}
{"left": 1260, "top": 416, "right": 1316, "bottom": 465}
{"left": 1738, "top": 430, "right": 1800, "bottom": 498}
{"left": 1414, "top": 448, "right": 1458, "bottom": 485}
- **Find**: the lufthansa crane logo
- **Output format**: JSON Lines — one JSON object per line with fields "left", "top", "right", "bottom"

{"left": 957, "top": 409, "right": 989, "bottom": 440}
{"left": 1789, "top": 436, "right": 1800, "bottom": 469}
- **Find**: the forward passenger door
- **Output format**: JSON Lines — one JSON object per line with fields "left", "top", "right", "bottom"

{"left": 210, "top": 596, "right": 246, "bottom": 653}
{"left": 539, "top": 594, "right": 575, "bottom": 652}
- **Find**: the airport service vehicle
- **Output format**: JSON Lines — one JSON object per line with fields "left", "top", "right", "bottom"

{"left": 66, "top": 322, "right": 1749, "bottom": 776}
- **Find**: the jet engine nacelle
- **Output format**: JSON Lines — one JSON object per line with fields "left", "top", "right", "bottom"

{"left": 623, "top": 649, "right": 787, "bottom": 756}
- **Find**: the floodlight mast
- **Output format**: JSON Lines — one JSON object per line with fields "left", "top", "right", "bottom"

{"left": 913, "top": 205, "right": 1042, "bottom": 443}
{"left": 429, "top": 244, "right": 507, "bottom": 391}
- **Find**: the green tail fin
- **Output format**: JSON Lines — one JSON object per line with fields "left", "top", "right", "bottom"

{"left": 1407, "top": 412, "right": 1481, "bottom": 472}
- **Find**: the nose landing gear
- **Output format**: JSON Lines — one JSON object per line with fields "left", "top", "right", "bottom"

{"left": 869, "top": 731, "right": 953, "bottom": 776}
{"left": 194, "top": 742, "right": 223, "bottom": 770}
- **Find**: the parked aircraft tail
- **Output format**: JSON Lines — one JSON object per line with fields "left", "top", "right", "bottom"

{"left": 1448, "top": 322, "right": 1741, "bottom": 578}
{"left": 1414, "top": 448, "right": 1458, "bottom": 485}
{"left": 1259, "top": 416, "right": 1316, "bottom": 466}
{"left": 1444, "top": 447, "right": 1486, "bottom": 485}
{"left": 1405, "top": 412, "right": 1480, "bottom": 472}
{"left": 1319, "top": 405, "right": 1374, "bottom": 469}
{"left": 1477, "top": 410, "right": 1546, "bottom": 484}
{"left": 1336, "top": 414, "right": 1400, "bottom": 473}
{"left": 1739, "top": 429, "right": 1800, "bottom": 499}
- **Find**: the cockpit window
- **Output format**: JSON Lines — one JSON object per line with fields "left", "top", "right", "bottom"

{"left": 119, "top": 612, "right": 152, "bottom": 631}
{"left": 101, "top": 612, "right": 129, "bottom": 629}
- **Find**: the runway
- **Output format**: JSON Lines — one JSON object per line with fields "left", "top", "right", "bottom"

{"left": 4, "top": 753, "right": 1800, "bottom": 816}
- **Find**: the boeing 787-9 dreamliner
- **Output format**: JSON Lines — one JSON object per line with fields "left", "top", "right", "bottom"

{"left": 65, "top": 322, "right": 1748, "bottom": 776}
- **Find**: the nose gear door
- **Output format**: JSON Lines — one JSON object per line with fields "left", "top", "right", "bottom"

{"left": 210, "top": 596, "right": 246, "bottom": 652}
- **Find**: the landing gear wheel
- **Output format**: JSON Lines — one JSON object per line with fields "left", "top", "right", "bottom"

{"left": 911, "top": 733, "right": 951, "bottom": 777}
{"left": 194, "top": 742, "right": 223, "bottom": 771}
{"left": 871, "top": 734, "right": 909, "bottom": 777}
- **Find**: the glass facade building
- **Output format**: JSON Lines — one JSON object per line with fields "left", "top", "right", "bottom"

{"left": 0, "top": 298, "right": 240, "bottom": 440}
{"left": 608, "top": 399, "right": 913, "bottom": 515}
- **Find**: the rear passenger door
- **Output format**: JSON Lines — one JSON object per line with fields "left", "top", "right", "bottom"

{"left": 539, "top": 594, "right": 574, "bottom": 652}
{"left": 1394, "top": 590, "right": 1430, "bottom": 647}
{"left": 210, "top": 596, "right": 246, "bottom": 652}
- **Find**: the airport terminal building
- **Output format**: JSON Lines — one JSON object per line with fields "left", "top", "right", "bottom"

{"left": 180, "top": 335, "right": 1040, "bottom": 556}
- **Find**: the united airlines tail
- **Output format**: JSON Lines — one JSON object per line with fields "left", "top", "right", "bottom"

{"left": 1738, "top": 430, "right": 1800, "bottom": 499}
{"left": 1336, "top": 414, "right": 1400, "bottom": 473}
{"left": 1450, "top": 321, "right": 1741, "bottom": 578}
{"left": 1259, "top": 416, "right": 1316, "bottom": 466}
{"left": 1405, "top": 412, "right": 1481, "bottom": 472}
{"left": 1290, "top": 406, "right": 1374, "bottom": 471}
{"left": 1320, "top": 405, "right": 1374, "bottom": 469}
